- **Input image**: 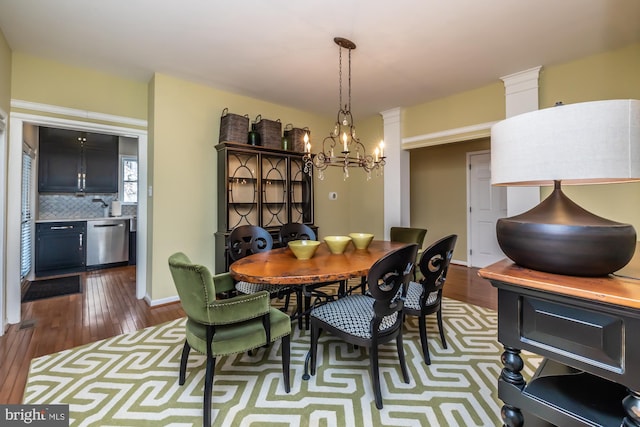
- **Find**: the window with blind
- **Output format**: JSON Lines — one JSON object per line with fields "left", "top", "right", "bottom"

{"left": 120, "top": 156, "right": 138, "bottom": 204}
{"left": 20, "top": 149, "right": 34, "bottom": 279}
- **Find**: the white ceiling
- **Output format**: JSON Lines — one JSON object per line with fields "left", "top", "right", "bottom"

{"left": 1, "top": 0, "right": 639, "bottom": 118}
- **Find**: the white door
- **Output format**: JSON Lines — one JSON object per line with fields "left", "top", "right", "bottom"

{"left": 468, "top": 151, "right": 507, "bottom": 267}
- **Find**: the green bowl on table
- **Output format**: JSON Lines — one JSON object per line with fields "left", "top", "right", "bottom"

{"left": 324, "top": 236, "right": 352, "bottom": 254}
{"left": 349, "top": 233, "right": 374, "bottom": 250}
{"left": 288, "top": 240, "right": 321, "bottom": 260}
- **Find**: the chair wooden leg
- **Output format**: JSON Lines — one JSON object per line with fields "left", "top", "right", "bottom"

{"left": 396, "top": 333, "right": 410, "bottom": 384}
{"left": 203, "top": 352, "right": 216, "bottom": 427}
{"left": 204, "top": 326, "right": 216, "bottom": 427}
{"left": 310, "top": 324, "right": 319, "bottom": 376}
{"left": 304, "top": 294, "right": 312, "bottom": 330}
{"left": 370, "top": 345, "right": 383, "bottom": 409}
{"left": 419, "top": 316, "right": 431, "bottom": 365}
{"left": 282, "top": 335, "right": 291, "bottom": 393}
{"left": 296, "top": 288, "right": 303, "bottom": 330}
{"left": 179, "top": 340, "right": 190, "bottom": 386}
{"left": 282, "top": 290, "right": 291, "bottom": 312}
{"left": 437, "top": 309, "right": 447, "bottom": 349}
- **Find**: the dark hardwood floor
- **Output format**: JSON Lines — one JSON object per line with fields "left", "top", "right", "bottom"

{"left": 0, "top": 263, "right": 495, "bottom": 404}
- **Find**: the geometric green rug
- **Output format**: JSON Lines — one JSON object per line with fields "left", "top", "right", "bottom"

{"left": 24, "top": 298, "right": 542, "bottom": 426}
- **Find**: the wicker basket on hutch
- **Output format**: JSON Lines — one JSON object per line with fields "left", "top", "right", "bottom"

{"left": 219, "top": 108, "right": 249, "bottom": 144}
{"left": 254, "top": 115, "right": 282, "bottom": 149}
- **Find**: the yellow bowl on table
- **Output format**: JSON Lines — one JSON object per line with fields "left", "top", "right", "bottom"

{"left": 288, "top": 240, "right": 321, "bottom": 260}
{"left": 349, "top": 233, "right": 374, "bottom": 250}
{"left": 324, "top": 236, "right": 352, "bottom": 254}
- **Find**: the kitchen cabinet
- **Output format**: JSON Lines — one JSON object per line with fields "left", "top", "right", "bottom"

{"left": 38, "top": 126, "right": 119, "bottom": 193}
{"left": 214, "top": 142, "right": 314, "bottom": 273}
{"left": 35, "top": 221, "right": 86, "bottom": 277}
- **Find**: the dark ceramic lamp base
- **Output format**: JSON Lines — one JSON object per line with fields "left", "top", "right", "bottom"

{"left": 496, "top": 181, "right": 636, "bottom": 277}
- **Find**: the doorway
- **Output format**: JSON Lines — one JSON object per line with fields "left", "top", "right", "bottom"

{"left": 467, "top": 150, "right": 507, "bottom": 267}
{"left": 5, "top": 111, "right": 148, "bottom": 329}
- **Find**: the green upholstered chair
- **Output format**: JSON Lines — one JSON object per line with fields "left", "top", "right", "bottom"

{"left": 389, "top": 226, "right": 428, "bottom": 249}
{"left": 168, "top": 252, "right": 291, "bottom": 427}
{"left": 403, "top": 234, "right": 457, "bottom": 365}
{"left": 309, "top": 243, "right": 419, "bottom": 409}
{"left": 390, "top": 226, "right": 427, "bottom": 280}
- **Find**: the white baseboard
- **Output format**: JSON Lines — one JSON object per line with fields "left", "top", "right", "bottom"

{"left": 145, "top": 294, "right": 180, "bottom": 307}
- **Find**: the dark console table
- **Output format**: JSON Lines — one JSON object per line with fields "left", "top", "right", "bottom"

{"left": 479, "top": 259, "right": 640, "bottom": 427}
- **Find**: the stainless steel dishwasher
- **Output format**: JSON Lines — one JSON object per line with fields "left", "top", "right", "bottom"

{"left": 86, "top": 219, "right": 129, "bottom": 266}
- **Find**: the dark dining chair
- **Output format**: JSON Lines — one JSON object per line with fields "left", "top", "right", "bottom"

{"left": 403, "top": 234, "right": 457, "bottom": 365}
{"left": 168, "top": 252, "right": 291, "bottom": 427}
{"left": 230, "top": 225, "right": 293, "bottom": 310}
{"left": 309, "top": 243, "right": 418, "bottom": 409}
{"left": 279, "top": 222, "right": 316, "bottom": 244}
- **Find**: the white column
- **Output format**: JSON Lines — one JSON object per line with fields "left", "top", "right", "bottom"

{"left": 381, "top": 107, "right": 408, "bottom": 240}
{"left": 500, "top": 66, "right": 542, "bottom": 216}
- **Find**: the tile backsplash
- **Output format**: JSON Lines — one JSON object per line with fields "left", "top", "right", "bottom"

{"left": 39, "top": 194, "right": 137, "bottom": 219}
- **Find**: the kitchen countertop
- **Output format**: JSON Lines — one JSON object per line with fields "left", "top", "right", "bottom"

{"left": 36, "top": 215, "right": 136, "bottom": 223}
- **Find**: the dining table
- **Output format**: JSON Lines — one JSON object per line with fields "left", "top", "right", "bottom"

{"left": 229, "top": 239, "right": 408, "bottom": 286}
{"left": 229, "top": 239, "right": 410, "bottom": 379}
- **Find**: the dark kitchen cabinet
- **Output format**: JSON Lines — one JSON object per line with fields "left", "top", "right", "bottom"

{"left": 214, "top": 142, "right": 314, "bottom": 273}
{"left": 35, "top": 221, "right": 86, "bottom": 277}
{"left": 38, "top": 127, "right": 119, "bottom": 193}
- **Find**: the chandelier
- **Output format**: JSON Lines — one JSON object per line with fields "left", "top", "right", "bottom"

{"left": 303, "top": 37, "right": 385, "bottom": 180}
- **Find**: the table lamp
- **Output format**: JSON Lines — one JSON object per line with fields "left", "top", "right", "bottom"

{"left": 490, "top": 99, "right": 640, "bottom": 276}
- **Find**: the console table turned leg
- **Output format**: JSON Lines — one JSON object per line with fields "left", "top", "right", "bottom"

{"left": 500, "top": 346, "right": 526, "bottom": 427}
{"left": 623, "top": 390, "right": 640, "bottom": 427}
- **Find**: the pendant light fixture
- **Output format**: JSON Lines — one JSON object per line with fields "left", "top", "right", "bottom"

{"left": 303, "top": 37, "right": 385, "bottom": 180}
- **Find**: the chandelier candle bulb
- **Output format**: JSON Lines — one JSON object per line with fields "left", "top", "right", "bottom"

{"left": 343, "top": 133, "right": 348, "bottom": 152}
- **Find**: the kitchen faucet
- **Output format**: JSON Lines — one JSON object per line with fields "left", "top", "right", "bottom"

{"left": 92, "top": 197, "right": 110, "bottom": 217}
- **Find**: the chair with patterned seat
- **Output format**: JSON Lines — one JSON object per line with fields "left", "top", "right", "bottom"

{"left": 230, "top": 225, "right": 293, "bottom": 311}
{"left": 168, "top": 252, "right": 291, "bottom": 427}
{"left": 403, "top": 234, "right": 457, "bottom": 365}
{"left": 309, "top": 243, "right": 418, "bottom": 409}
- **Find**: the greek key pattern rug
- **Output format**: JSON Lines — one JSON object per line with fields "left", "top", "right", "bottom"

{"left": 24, "top": 298, "right": 541, "bottom": 426}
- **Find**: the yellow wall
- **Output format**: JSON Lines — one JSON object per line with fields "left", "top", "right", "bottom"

{"left": 11, "top": 53, "right": 148, "bottom": 121}
{"left": 403, "top": 82, "right": 504, "bottom": 137}
{"left": 0, "top": 29, "right": 11, "bottom": 116}
{"left": 148, "top": 73, "right": 333, "bottom": 300}
{"left": 540, "top": 43, "right": 640, "bottom": 107}
{"left": 404, "top": 42, "right": 640, "bottom": 264}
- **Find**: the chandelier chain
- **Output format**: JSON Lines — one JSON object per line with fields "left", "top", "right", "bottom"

{"left": 338, "top": 46, "right": 343, "bottom": 111}
{"left": 347, "top": 47, "right": 352, "bottom": 112}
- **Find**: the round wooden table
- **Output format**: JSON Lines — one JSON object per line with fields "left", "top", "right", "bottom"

{"left": 230, "top": 239, "right": 410, "bottom": 380}
{"left": 229, "top": 240, "right": 408, "bottom": 285}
